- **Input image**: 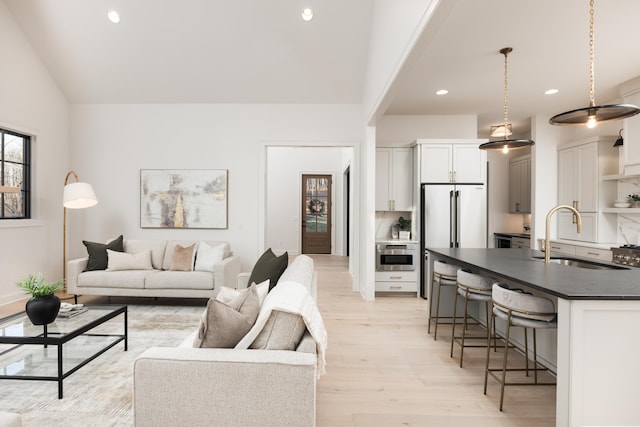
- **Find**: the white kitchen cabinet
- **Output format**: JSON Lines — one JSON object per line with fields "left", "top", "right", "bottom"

{"left": 376, "top": 147, "right": 413, "bottom": 211}
{"left": 557, "top": 136, "right": 617, "bottom": 242}
{"left": 509, "top": 154, "right": 531, "bottom": 213}
{"left": 418, "top": 141, "right": 486, "bottom": 183}
{"left": 375, "top": 270, "right": 417, "bottom": 293}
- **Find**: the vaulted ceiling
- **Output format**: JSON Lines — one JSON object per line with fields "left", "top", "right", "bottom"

{"left": 5, "top": 0, "right": 640, "bottom": 137}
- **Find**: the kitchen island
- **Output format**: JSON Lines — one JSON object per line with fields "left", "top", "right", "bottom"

{"left": 427, "top": 247, "right": 640, "bottom": 427}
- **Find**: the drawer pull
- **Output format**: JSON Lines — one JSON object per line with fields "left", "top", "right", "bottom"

{"left": 550, "top": 246, "right": 561, "bottom": 250}
{"left": 586, "top": 252, "right": 600, "bottom": 256}
{"left": 390, "top": 286, "right": 403, "bottom": 289}
{"left": 389, "top": 276, "right": 402, "bottom": 280}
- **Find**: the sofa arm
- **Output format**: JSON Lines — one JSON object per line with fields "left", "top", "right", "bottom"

{"left": 213, "top": 255, "right": 242, "bottom": 290}
{"left": 134, "top": 347, "right": 316, "bottom": 427}
{"left": 236, "top": 272, "right": 250, "bottom": 289}
{"left": 66, "top": 257, "right": 88, "bottom": 294}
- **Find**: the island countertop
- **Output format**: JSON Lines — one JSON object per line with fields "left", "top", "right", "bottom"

{"left": 427, "top": 247, "right": 640, "bottom": 300}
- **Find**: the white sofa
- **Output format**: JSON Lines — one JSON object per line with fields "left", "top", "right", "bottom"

{"left": 66, "top": 239, "right": 242, "bottom": 300}
{"left": 133, "top": 255, "right": 324, "bottom": 427}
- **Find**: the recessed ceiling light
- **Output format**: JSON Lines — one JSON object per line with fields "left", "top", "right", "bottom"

{"left": 301, "top": 8, "right": 314, "bottom": 21}
{"left": 108, "top": 10, "right": 121, "bottom": 24}
{"left": 545, "top": 89, "right": 559, "bottom": 95}
{"left": 435, "top": 89, "right": 448, "bottom": 96}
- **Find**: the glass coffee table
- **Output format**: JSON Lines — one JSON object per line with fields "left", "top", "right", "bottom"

{"left": 0, "top": 304, "right": 127, "bottom": 398}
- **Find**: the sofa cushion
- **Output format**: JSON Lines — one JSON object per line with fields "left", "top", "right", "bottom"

{"left": 249, "top": 310, "right": 306, "bottom": 351}
{"left": 194, "top": 241, "right": 225, "bottom": 272}
{"left": 217, "top": 279, "right": 269, "bottom": 306}
{"left": 77, "top": 270, "right": 152, "bottom": 289}
{"left": 169, "top": 244, "right": 196, "bottom": 271}
{"left": 278, "top": 254, "right": 314, "bottom": 293}
{"left": 106, "top": 249, "right": 153, "bottom": 271}
{"left": 248, "top": 248, "right": 288, "bottom": 291}
{"left": 195, "top": 285, "right": 260, "bottom": 348}
{"left": 162, "top": 240, "right": 198, "bottom": 270}
{"left": 124, "top": 240, "right": 167, "bottom": 269}
{"left": 145, "top": 271, "right": 214, "bottom": 290}
{"left": 83, "top": 235, "right": 124, "bottom": 271}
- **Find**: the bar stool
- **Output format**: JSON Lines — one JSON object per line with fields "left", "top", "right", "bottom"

{"left": 428, "top": 260, "right": 459, "bottom": 340}
{"left": 450, "top": 269, "right": 497, "bottom": 367}
{"left": 484, "top": 283, "right": 557, "bottom": 411}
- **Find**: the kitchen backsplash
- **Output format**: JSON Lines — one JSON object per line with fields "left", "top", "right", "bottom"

{"left": 375, "top": 211, "right": 412, "bottom": 240}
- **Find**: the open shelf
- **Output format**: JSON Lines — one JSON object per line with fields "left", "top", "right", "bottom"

{"left": 602, "top": 208, "right": 640, "bottom": 213}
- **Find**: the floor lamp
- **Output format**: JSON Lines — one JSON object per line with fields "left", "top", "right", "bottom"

{"left": 63, "top": 171, "right": 98, "bottom": 295}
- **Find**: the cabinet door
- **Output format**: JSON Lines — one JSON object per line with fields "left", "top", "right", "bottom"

{"left": 420, "top": 144, "right": 452, "bottom": 183}
{"left": 391, "top": 148, "right": 414, "bottom": 211}
{"left": 375, "top": 148, "right": 392, "bottom": 210}
{"left": 558, "top": 147, "right": 578, "bottom": 207}
{"left": 509, "top": 160, "right": 524, "bottom": 213}
{"left": 557, "top": 212, "right": 597, "bottom": 242}
{"left": 453, "top": 144, "right": 485, "bottom": 183}
{"left": 577, "top": 143, "right": 598, "bottom": 212}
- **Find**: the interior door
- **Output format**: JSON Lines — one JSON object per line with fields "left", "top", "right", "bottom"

{"left": 302, "top": 174, "right": 332, "bottom": 254}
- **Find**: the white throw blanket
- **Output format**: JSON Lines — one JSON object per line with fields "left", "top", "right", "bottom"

{"left": 235, "top": 280, "right": 328, "bottom": 377}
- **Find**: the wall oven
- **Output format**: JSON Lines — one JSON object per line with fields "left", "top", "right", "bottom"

{"left": 376, "top": 242, "right": 418, "bottom": 271}
{"left": 494, "top": 234, "right": 511, "bottom": 248}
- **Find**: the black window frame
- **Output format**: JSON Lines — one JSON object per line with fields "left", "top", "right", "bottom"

{"left": 1, "top": 129, "right": 31, "bottom": 219}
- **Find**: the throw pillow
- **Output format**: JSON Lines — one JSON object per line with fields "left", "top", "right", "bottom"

{"left": 247, "top": 248, "right": 288, "bottom": 291}
{"left": 83, "top": 235, "right": 124, "bottom": 271}
{"left": 195, "top": 285, "right": 260, "bottom": 348}
{"left": 194, "top": 241, "right": 225, "bottom": 272}
{"left": 106, "top": 249, "right": 153, "bottom": 271}
{"left": 170, "top": 244, "right": 196, "bottom": 271}
{"left": 249, "top": 311, "right": 306, "bottom": 351}
{"left": 216, "top": 279, "right": 269, "bottom": 306}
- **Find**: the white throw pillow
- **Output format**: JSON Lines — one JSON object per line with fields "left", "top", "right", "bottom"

{"left": 194, "top": 241, "right": 225, "bottom": 272}
{"left": 106, "top": 249, "right": 153, "bottom": 271}
{"left": 216, "top": 279, "right": 269, "bottom": 306}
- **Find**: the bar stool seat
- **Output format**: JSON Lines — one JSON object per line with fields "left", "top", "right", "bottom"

{"left": 450, "top": 270, "right": 497, "bottom": 367}
{"left": 484, "top": 283, "right": 557, "bottom": 411}
{"left": 428, "top": 260, "right": 459, "bottom": 340}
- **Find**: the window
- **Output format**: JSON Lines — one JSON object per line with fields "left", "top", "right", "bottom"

{"left": 1, "top": 129, "right": 30, "bottom": 219}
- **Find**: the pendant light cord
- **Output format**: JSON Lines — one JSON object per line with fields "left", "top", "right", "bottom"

{"left": 504, "top": 48, "right": 509, "bottom": 130}
{"left": 589, "top": 0, "right": 595, "bottom": 108}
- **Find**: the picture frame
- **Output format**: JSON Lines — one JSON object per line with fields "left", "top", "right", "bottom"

{"left": 140, "top": 169, "right": 228, "bottom": 229}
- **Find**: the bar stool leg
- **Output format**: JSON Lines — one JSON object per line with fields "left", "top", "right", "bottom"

{"left": 450, "top": 284, "right": 459, "bottom": 357}
{"left": 433, "top": 274, "right": 444, "bottom": 341}
{"left": 428, "top": 271, "right": 436, "bottom": 334}
{"left": 524, "top": 327, "right": 530, "bottom": 377}
{"left": 483, "top": 309, "right": 494, "bottom": 395}
{"left": 459, "top": 290, "right": 470, "bottom": 367}
{"left": 533, "top": 329, "right": 538, "bottom": 384}
{"left": 499, "top": 315, "right": 512, "bottom": 412}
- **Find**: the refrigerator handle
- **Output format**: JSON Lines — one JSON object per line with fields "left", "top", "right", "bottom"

{"left": 449, "top": 190, "right": 454, "bottom": 247}
{"left": 455, "top": 190, "right": 460, "bottom": 248}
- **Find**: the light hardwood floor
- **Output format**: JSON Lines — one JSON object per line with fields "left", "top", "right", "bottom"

{"left": 1, "top": 255, "right": 556, "bottom": 426}
{"left": 313, "top": 255, "right": 555, "bottom": 426}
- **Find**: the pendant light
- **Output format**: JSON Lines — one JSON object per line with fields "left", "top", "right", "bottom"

{"left": 479, "top": 47, "right": 535, "bottom": 153}
{"left": 549, "top": 0, "right": 640, "bottom": 127}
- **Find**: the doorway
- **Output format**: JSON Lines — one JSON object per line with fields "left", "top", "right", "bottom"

{"left": 302, "top": 174, "right": 332, "bottom": 254}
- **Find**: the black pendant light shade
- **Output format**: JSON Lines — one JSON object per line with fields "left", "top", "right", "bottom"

{"left": 479, "top": 139, "right": 534, "bottom": 151}
{"left": 549, "top": 104, "right": 640, "bottom": 126}
{"left": 480, "top": 47, "right": 534, "bottom": 152}
{"left": 549, "top": 0, "right": 640, "bottom": 127}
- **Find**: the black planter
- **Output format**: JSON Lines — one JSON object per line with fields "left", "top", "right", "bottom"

{"left": 25, "top": 294, "right": 61, "bottom": 325}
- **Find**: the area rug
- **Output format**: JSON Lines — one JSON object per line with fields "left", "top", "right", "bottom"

{"left": 0, "top": 304, "right": 204, "bottom": 426}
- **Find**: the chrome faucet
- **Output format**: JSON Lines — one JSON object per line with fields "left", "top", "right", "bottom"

{"left": 544, "top": 205, "right": 582, "bottom": 263}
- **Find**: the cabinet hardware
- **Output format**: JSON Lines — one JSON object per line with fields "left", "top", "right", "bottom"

{"left": 389, "top": 276, "right": 402, "bottom": 280}
{"left": 390, "top": 286, "right": 402, "bottom": 289}
{"left": 587, "top": 252, "right": 599, "bottom": 256}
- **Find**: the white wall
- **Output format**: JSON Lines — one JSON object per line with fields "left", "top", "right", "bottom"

{"left": 0, "top": 3, "right": 70, "bottom": 305}
{"left": 68, "top": 104, "right": 362, "bottom": 271}
{"left": 376, "top": 114, "right": 478, "bottom": 145}
{"left": 266, "top": 146, "right": 353, "bottom": 256}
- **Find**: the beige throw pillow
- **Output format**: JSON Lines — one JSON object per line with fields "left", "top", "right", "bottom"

{"left": 170, "top": 244, "right": 195, "bottom": 271}
{"left": 216, "top": 279, "right": 270, "bottom": 306}
{"left": 196, "top": 285, "right": 260, "bottom": 348}
{"left": 249, "top": 311, "right": 306, "bottom": 351}
{"left": 106, "top": 249, "right": 153, "bottom": 271}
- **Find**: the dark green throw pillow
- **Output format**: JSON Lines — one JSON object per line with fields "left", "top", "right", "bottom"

{"left": 82, "top": 235, "right": 124, "bottom": 271}
{"left": 248, "top": 248, "right": 288, "bottom": 291}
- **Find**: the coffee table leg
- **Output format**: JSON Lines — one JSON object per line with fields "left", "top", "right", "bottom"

{"left": 58, "top": 344, "right": 63, "bottom": 399}
{"left": 124, "top": 307, "right": 128, "bottom": 351}
{"left": 43, "top": 324, "right": 48, "bottom": 349}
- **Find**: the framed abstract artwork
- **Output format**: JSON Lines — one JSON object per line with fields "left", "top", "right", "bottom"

{"left": 140, "top": 169, "right": 228, "bottom": 229}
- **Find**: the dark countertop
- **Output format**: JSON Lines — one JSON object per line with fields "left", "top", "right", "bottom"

{"left": 493, "top": 232, "right": 531, "bottom": 239}
{"left": 427, "top": 248, "right": 640, "bottom": 300}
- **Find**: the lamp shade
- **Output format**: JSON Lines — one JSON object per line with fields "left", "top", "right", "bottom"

{"left": 63, "top": 182, "right": 98, "bottom": 209}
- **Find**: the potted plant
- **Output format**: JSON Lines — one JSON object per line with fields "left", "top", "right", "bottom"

{"left": 16, "top": 273, "right": 63, "bottom": 325}
{"left": 628, "top": 193, "right": 640, "bottom": 208}
{"left": 397, "top": 216, "right": 411, "bottom": 240}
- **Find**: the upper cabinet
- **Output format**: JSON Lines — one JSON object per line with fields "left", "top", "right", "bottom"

{"left": 509, "top": 154, "right": 531, "bottom": 213}
{"left": 418, "top": 141, "right": 486, "bottom": 183}
{"left": 376, "top": 147, "right": 413, "bottom": 211}
{"left": 557, "top": 136, "right": 617, "bottom": 242}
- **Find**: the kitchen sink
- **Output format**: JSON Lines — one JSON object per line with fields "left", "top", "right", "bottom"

{"left": 530, "top": 256, "right": 630, "bottom": 270}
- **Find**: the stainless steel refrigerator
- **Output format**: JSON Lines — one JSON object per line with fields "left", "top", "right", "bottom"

{"left": 419, "top": 183, "right": 487, "bottom": 298}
